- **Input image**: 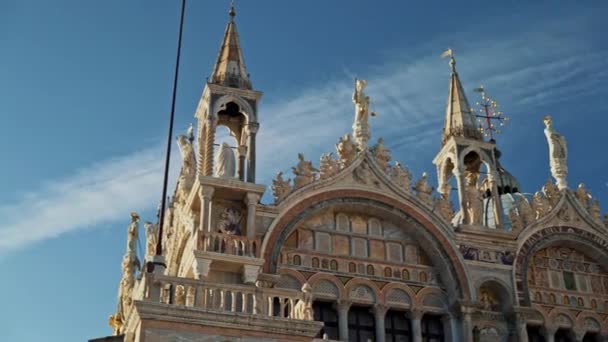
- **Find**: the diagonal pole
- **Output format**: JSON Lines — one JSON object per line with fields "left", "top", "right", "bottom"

{"left": 154, "top": 0, "right": 186, "bottom": 263}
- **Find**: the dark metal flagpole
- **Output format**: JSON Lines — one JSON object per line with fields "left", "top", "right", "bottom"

{"left": 153, "top": 0, "right": 186, "bottom": 266}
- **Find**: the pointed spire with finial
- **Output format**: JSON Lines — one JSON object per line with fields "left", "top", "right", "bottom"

{"left": 210, "top": 1, "right": 252, "bottom": 90}
{"left": 440, "top": 48, "right": 482, "bottom": 146}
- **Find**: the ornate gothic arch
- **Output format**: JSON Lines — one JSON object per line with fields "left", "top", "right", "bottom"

{"left": 513, "top": 225, "right": 608, "bottom": 306}
{"left": 261, "top": 189, "right": 473, "bottom": 303}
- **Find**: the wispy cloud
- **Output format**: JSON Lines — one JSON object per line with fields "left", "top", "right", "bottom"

{"left": 0, "top": 147, "right": 166, "bottom": 253}
{"left": 1, "top": 12, "right": 606, "bottom": 254}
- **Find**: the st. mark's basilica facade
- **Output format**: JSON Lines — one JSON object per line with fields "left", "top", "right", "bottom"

{"left": 94, "top": 5, "right": 608, "bottom": 342}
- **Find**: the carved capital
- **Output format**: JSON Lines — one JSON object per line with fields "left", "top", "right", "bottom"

{"left": 407, "top": 308, "right": 425, "bottom": 320}
{"left": 198, "top": 186, "right": 215, "bottom": 200}
{"left": 242, "top": 264, "right": 261, "bottom": 284}
{"left": 543, "top": 325, "right": 558, "bottom": 337}
{"left": 371, "top": 303, "right": 389, "bottom": 317}
{"left": 237, "top": 145, "right": 248, "bottom": 157}
{"left": 245, "top": 192, "right": 260, "bottom": 206}
{"left": 192, "top": 258, "right": 212, "bottom": 279}
{"left": 335, "top": 299, "right": 352, "bottom": 312}
{"left": 246, "top": 122, "right": 260, "bottom": 134}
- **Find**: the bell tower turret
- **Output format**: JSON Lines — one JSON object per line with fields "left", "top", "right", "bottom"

{"left": 195, "top": 4, "right": 262, "bottom": 183}
{"left": 433, "top": 50, "right": 504, "bottom": 228}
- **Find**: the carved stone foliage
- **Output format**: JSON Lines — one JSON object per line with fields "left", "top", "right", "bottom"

{"left": 434, "top": 195, "right": 454, "bottom": 223}
{"left": 389, "top": 162, "right": 411, "bottom": 192}
{"left": 527, "top": 246, "right": 608, "bottom": 313}
{"left": 459, "top": 245, "right": 514, "bottom": 265}
{"left": 371, "top": 137, "right": 391, "bottom": 171}
{"left": 272, "top": 171, "right": 292, "bottom": 204}
{"left": 336, "top": 133, "right": 357, "bottom": 169}
{"left": 319, "top": 153, "right": 339, "bottom": 179}
{"left": 292, "top": 153, "right": 318, "bottom": 189}
{"left": 414, "top": 172, "right": 433, "bottom": 207}
{"left": 353, "top": 160, "right": 377, "bottom": 186}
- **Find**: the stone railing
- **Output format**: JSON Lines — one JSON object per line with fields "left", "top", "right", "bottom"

{"left": 146, "top": 275, "right": 307, "bottom": 320}
{"left": 198, "top": 232, "right": 261, "bottom": 258}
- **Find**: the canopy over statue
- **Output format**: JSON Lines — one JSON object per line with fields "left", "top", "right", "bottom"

{"left": 214, "top": 142, "right": 236, "bottom": 178}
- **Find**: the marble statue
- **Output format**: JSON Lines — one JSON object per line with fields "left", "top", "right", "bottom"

{"left": 218, "top": 207, "right": 242, "bottom": 235}
{"left": 319, "top": 153, "right": 339, "bottom": 179}
{"left": 543, "top": 115, "right": 568, "bottom": 190}
{"left": 177, "top": 134, "right": 196, "bottom": 198}
{"left": 175, "top": 285, "right": 186, "bottom": 305}
{"left": 272, "top": 171, "right": 292, "bottom": 203}
{"left": 415, "top": 172, "right": 434, "bottom": 206}
{"left": 336, "top": 134, "right": 356, "bottom": 168}
{"left": 372, "top": 138, "right": 391, "bottom": 170}
{"left": 390, "top": 162, "right": 412, "bottom": 192}
{"left": 127, "top": 212, "right": 139, "bottom": 253}
{"left": 108, "top": 312, "right": 123, "bottom": 336}
{"left": 464, "top": 171, "right": 483, "bottom": 225}
{"left": 214, "top": 142, "right": 236, "bottom": 178}
{"left": 293, "top": 283, "right": 314, "bottom": 320}
{"left": 575, "top": 183, "right": 591, "bottom": 209}
{"left": 144, "top": 222, "right": 158, "bottom": 258}
{"left": 479, "top": 290, "right": 496, "bottom": 311}
{"left": 352, "top": 79, "right": 374, "bottom": 149}
{"left": 292, "top": 153, "right": 318, "bottom": 189}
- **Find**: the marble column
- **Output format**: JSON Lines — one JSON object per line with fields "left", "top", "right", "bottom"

{"left": 245, "top": 193, "right": 260, "bottom": 239}
{"left": 407, "top": 309, "right": 424, "bottom": 342}
{"left": 462, "top": 311, "right": 473, "bottom": 342}
{"left": 453, "top": 168, "right": 468, "bottom": 224}
{"left": 442, "top": 314, "right": 457, "bottom": 342}
{"left": 543, "top": 325, "right": 557, "bottom": 342}
{"left": 199, "top": 186, "right": 215, "bottom": 233}
{"left": 516, "top": 315, "right": 528, "bottom": 342}
{"left": 336, "top": 300, "right": 351, "bottom": 342}
{"left": 372, "top": 304, "right": 388, "bottom": 342}
{"left": 246, "top": 123, "right": 259, "bottom": 183}
{"left": 237, "top": 145, "right": 247, "bottom": 181}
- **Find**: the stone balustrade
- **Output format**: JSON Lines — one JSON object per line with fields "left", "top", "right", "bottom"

{"left": 198, "top": 232, "right": 261, "bottom": 258}
{"left": 146, "top": 274, "right": 307, "bottom": 320}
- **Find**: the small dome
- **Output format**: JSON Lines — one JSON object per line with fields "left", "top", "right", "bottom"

{"left": 480, "top": 148, "right": 520, "bottom": 195}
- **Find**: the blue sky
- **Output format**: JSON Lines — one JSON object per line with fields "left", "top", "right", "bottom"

{"left": 1, "top": 1, "right": 607, "bottom": 341}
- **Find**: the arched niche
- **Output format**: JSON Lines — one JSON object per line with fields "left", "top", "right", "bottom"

{"left": 262, "top": 192, "right": 472, "bottom": 304}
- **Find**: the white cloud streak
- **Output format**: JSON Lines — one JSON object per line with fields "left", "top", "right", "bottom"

{"left": 1, "top": 14, "right": 606, "bottom": 254}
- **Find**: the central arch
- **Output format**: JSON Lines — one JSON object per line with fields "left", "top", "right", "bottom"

{"left": 261, "top": 189, "right": 472, "bottom": 302}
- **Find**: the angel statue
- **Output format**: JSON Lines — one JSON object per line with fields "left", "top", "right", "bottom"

{"left": 543, "top": 115, "right": 568, "bottom": 190}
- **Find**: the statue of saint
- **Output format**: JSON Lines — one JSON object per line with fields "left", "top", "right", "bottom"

{"left": 543, "top": 115, "right": 568, "bottom": 189}
{"left": 214, "top": 142, "right": 236, "bottom": 178}
{"left": 464, "top": 171, "right": 483, "bottom": 225}
{"left": 218, "top": 207, "right": 242, "bottom": 235}
{"left": 352, "top": 79, "right": 373, "bottom": 149}
{"left": 144, "top": 222, "right": 158, "bottom": 258}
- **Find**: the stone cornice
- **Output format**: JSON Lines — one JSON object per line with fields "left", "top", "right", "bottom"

{"left": 133, "top": 301, "right": 323, "bottom": 338}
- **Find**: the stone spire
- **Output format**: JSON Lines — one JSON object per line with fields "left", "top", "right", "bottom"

{"left": 441, "top": 52, "right": 482, "bottom": 146}
{"left": 210, "top": 3, "right": 251, "bottom": 90}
